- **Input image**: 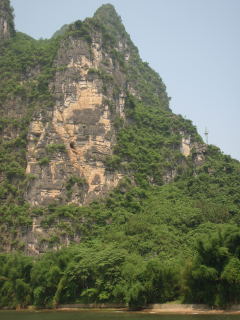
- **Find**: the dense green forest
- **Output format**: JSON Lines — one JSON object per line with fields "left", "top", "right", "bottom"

{"left": 2, "top": 223, "right": 240, "bottom": 309}
{"left": 1, "top": 155, "right": 240, "bottom": 309}
{"left": 1, "top": 2, "right": 240, "bottom": 310}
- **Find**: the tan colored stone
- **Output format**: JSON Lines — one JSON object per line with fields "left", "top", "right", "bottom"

{"left": 181, "top": 137, "right": 191, "bottom": 157}
{"left": 25, "top": 35, "right": 125, "bottom": 206}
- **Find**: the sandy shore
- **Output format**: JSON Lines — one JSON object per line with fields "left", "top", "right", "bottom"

{"left": 54, "top": 307, "right": 240, "bottom": 315}
{"left": 142, "top": 309, "right": 240, "bottom": 315}
{"left": 3, "top": 304, "right": 240, "bottom": 314}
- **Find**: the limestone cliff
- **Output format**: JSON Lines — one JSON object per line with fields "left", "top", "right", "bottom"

{"left": 0, "top": 3, "right": 210, "bottom": 254}
{"left": 24, "top": 5, "right": 170, "bottom": 206}
{"left": 25, "top": 36, "right": 125, "bottom": 205}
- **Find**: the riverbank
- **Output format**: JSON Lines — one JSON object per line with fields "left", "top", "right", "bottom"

{"left": 55, "top": 308, "right": 240, "bottom": 315}
{"left": 57, "top": 303, "right": 240, "bottom": 315}
{"left": 3, "top": 303, "right": 240, "bottom": 314}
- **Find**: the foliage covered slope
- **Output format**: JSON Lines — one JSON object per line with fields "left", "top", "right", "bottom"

{"left": 0, "top": 2, "right": 240, "bottom": 309}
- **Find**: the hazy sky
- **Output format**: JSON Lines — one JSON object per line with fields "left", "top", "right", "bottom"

{"left": 11, "top": 0, "right": 240, "bottom": 160}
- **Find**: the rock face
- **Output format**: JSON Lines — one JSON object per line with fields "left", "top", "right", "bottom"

{"left": 180, "top": 131, "right": 206, "bottom": 164}
{"left": 0, "top": 2, "right": 171, "bottom": 212}
{"left": 0, "top": 0, "right": 14, "bottom": 40}
{"left": 0, "top": 3, "right": 201, "bottom": 211}
{"left": 25, "top": 22, "right": 129, "bottom": 206}
{"left": 0, "top": 3, "right": 212, "bottom": 254}
{"left": 23, "top": 6, "right": 200, "bottom": 207}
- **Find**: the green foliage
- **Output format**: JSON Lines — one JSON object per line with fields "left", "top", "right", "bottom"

{"left": 104, "top": 155, "right": 121, "bottom": 171}
{"left": 66, "top": 20, "right": 92, "bottom": 44}
{"left": 65, "top": 176, "right": 87, "bottom": 199}
{"left": 1, "top": 3, "right": 240, "bottom": 311}
{"left": 87, "top": 67, "right": 114, "bottom": 83}
{"left": 111, "top": 94, "right": 199, "bottom": 187}
{"left": 126, "top": 54, "right": 170, "bottom": 110}
{"left": 183, "top": 226, "right": 240, "bottom": 307}
{"left": 0, "top": 242, "right": 179, "bottom": 308}
{"left": 66, "top": 176, "right": 86, "bottom": 190}
{"left": 4, "top": 161, "right": 25, "bottom": 179}
{"left": 46, "top": 143, "right": 66, "bottom": 154}
{"left": 93, "top": 4, "right": 126, "bottom": 49}
{"left": 0, "top": 0, "right": 15, "bottom": 37}
{"left": 0, "top": 253, "right": 32, "bottom": 308}
{"left": 38, "top": 157, "right": 50, "bottom": 166}
{"left": 177, "top": 146, "right": 240, "bottom": 219}
{"left": 0, "top": 31, "right": 61, "bottom": 203}
{"left": 52, "top": 24, "right": 69, "bottom": 39}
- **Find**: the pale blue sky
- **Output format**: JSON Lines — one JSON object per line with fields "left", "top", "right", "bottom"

{"left": 11, "top": 0, "right": 240, "bottom": 160}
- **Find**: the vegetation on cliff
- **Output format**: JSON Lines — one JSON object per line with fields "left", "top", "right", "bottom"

{"left": 0, "top": 32, "right": 61, "bottom": 204}
{"left": 0, "top": 0, "right": 15, "bottom": 39}
{"left": 0, "top": 2, "right": 240, "bottom": 309}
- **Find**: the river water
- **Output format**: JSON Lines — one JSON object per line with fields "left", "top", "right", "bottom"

{"left": 0, "top": 311, "right": 240, "bottom": 320}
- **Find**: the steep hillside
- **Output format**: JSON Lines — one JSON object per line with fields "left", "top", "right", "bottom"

{"left": 1, "top": 1, "right": 240, "bottom": 309}
{"left": 0, "top": 2, "right": 209, "bottom": 253}
{"left": 1, "top": 3, "right": 174, "bottom": 208}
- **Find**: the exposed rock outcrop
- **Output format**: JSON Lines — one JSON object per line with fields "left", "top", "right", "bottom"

{"left": 0, "top": 3, "right": 215, "bottom": 255}
{"left": 180, "top": 131, "right": 206, "bottom": 164}
{"left": 25, "top": 25, "right": 129, "bottom": 206}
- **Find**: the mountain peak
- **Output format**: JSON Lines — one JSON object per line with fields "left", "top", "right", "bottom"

{"left": 93, "top": 4, "right": 122, "bottom": 27}
{"left": 0, "top": 0, "right": 15, "bottom": 40}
